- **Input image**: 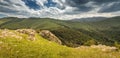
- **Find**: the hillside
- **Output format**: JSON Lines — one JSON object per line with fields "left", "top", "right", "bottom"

{"left": 0, "top": 29, "right": 120, "bottom": 58}
{"left": 71, "top": 17, "right": 106, "bottom": 22}
{"left": 0, "top": 17, "right": 120, "bottom": 47}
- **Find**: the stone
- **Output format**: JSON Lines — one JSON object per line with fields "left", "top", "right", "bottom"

{"left": 16, "top": 29, "right": 36, "bottom": 41}
{"left": 40, "top": 30, "right": 62, "bottom": 44}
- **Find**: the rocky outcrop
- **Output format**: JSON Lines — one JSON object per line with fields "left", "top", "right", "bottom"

{"left": 0, "top": 29, "right": 62, "bottom": 44}
{"left": 0, "top": 29, "right": 22, "bottom": 39}
{"left": 76, "top": 45, "right": 118, "bottom": 52}
{"left": 90, "top": 45, "right": 118, "bottom": 52}
{"left": 40, "top": 30, "right": 62, "bottom": 44}
{"left": 16, "top": 29, "right": 36, "bottom": 41}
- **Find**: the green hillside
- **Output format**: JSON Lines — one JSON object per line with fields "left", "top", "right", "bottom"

{"left": 0, "top": 17, "right": 120, "bottom": 47}
{"left": 0, "top": 29, "right": 120, "bottom": 58}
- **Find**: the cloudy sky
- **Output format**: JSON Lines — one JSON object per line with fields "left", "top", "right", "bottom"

{"left": 0, "top": 0, "right": 120, "bottom": 20}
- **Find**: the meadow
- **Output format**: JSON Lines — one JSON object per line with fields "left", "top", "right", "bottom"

{"left": 0, "top": 29, "right": 120, "bottom": 58}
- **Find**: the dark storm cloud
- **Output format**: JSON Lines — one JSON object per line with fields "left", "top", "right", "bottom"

{"left": 66, "top": 0, "right": 91, "bottom": 11}
{"left": 93, "top": 0, "right": 119, "bottom": 3}
{"left": 66, "top": 0, "right": 89, "bottom": 6}
{"left": 98, "top": 2, "right": 120, "bottom": 13}
{"left": 0, "top": 0, "right": 32, "bottom": 17}
{"left": 0, "top": 2, "right": 9, "bottom": 6}
{"left": 65, "top": 0, "right": 120, "bottom": 13}
{"left": 67, "top": 0, "right": 119, "bottom": 6}
{"left": 0, "top": 5, "right": 30, "bottom": 16}
{"left": 0, "top": 6, "right": 18, "bottom": 13}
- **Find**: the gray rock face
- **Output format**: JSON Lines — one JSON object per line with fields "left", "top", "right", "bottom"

{"left": 40, "top": 30, "right": 62, "bottom": 44}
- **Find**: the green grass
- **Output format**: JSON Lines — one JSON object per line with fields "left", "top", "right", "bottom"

{"left": 0, "top": 31, "right": 73, "bottom": 58}
{"left": 0, "top": 30, "right": 120, "bottom": 58}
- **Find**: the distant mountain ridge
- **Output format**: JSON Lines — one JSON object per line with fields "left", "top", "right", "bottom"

{"left": 71, "top": 17, "right": 107, "bottom": 22}
{"left": 0, "top": 16, "right": 120, "bottom": 47}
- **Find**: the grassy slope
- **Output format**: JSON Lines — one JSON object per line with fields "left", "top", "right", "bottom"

{"left": 0, "top": 19, "right": 12, "bottom": 25}
{"left": 0, "top": 18, "right": 62, "bottom": 29}
{"left": 0, "top": 30, "right": 120, "bottom": 58}
{"left": 88, "top": 17, "right": 120, "bottom": 43}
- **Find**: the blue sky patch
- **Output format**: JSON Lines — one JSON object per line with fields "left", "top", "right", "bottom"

{"left": 22, "top": 0, "right": 40, "bottom": 10}
{"left": 44, "top": 0, "right": 57, "bottom": 8}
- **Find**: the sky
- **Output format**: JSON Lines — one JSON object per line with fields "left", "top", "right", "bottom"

{"left": 0, "top": 0, "right": 120, "bottom": 20}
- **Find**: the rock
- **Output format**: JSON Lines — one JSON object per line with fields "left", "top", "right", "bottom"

{"left": 16, "top": 29, "right": 36, "bottom": 41}
{"left": 90, "top": 45, "right": 118, "bottom": 52}
{"left": 0, "top": 29, "right": 22, "bottom": 39}
{"left": 28, "top": 36, "right": 36, "bottom": 41}
{"left": 40, "top": 30, "right": 62, "bottom": 44}
{"left": 16, "top": 29, "right": 36, "bottom": 35}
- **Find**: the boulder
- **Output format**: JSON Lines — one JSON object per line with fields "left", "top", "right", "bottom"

{"left": 0, "top": 29, "right": 22, "bottom": 39}
{"left": 16, "top": 29, "right": 36, "bottom": 41}
{"left": 40, "top": 30, "right": 62, "bottom": 44}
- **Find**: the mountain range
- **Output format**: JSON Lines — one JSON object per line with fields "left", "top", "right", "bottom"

{"left": 0, "top": 16, "right": 120, "bottom": 47}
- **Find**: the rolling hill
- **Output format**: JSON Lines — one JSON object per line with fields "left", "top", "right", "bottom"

{"left": 0, "top": 16, "right": 120, "bottom": 47}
